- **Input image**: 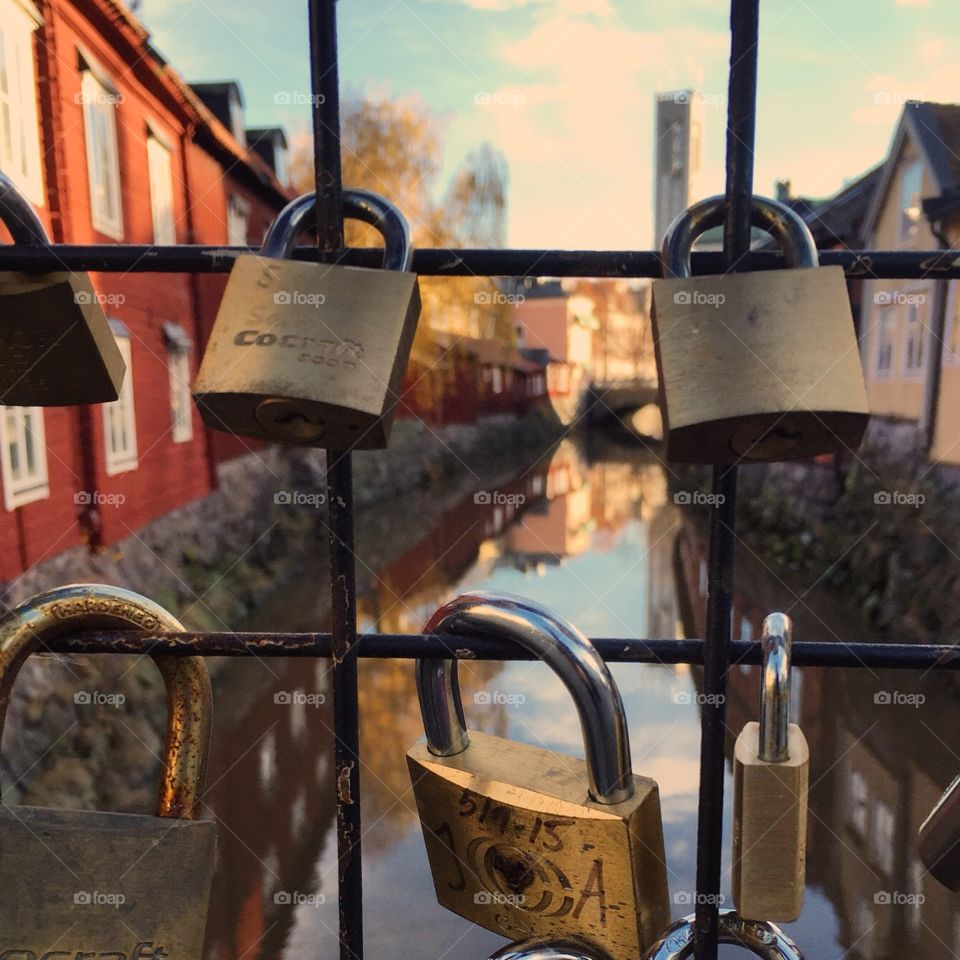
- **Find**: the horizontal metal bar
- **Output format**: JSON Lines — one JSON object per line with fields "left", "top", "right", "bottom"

{"left": 50, "top": 631, "right": 960, "bottom": 669}
{"left": 2, "top": 245, "right": 959, "bottom": 279}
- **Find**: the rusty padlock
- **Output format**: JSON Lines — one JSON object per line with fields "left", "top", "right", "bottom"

{"left": 919, "top": 773, "right": 960, "bottom": 890}
{"left": 732, "top": 613, "right": 809, "bottom": 921}
{"left": 194, "top": 188, "right": 421, "bottom": 448}
{"left": 651, "top": 195, "right": 869, "bottom": 463}
{"left": 642, "top": 910, "right": 805, "bottom": 960}
{"left": 0, "top": 171, "right": 125, "bottom": 405}
{"left": 407, "top": 591, "right": 670, "bottom": 960}
{"left": 0, "top": 583, "right": 216, "bottom": 959}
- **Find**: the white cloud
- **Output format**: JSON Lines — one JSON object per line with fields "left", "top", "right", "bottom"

{"left": 895, "top": 0, "right": 931, "bottom": 6}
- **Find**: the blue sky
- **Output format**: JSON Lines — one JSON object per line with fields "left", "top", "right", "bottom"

{"left": 140, "top": 0, "right": 960, "bottom": 248}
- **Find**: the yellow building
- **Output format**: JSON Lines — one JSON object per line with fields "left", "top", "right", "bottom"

{"left": 860, "top": 101, "right": 960, "bottom": 464}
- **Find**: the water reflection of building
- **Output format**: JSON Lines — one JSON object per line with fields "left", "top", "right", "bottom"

{"left": 676, "top": 519, "right": 960, "bottom": 959}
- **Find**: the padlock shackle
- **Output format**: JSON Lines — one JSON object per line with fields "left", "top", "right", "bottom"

{"left": 0, "top": 584, "right": 212, "bottom": 820}
{"left": 661, "top": 194, "right": 818, "bottom": 279}
{"left": 486, "top": 939, "right": 614, "bottom": 960}
{"left": 758, "top": 612, "right": 793, "bottom": 763}
{"left": 643, "top": 909, "right": 805, "bottom": 960}
{"left": 0, "top": 171, "right": 52, "bottom": 246}
{"left": 416, "top": 591, "right": 634, "bottom": 805}
{"left": 260, "top": 187, "right": 413, "bottom": 270}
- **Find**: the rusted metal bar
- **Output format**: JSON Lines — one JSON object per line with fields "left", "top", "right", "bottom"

{"left": 0, "top": 245, "right": 958, "bottom": 279}
{"left": 50, "top": 631, "right": 960, "bottom": 669}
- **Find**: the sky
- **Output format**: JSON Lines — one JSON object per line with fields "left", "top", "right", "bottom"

{"left": 137, "top": 0, "right": 960, "bottom": 249}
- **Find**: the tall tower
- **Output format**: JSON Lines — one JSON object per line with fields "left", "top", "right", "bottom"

{"left": 653, "top": 90, "right": 703, "bottom": 246}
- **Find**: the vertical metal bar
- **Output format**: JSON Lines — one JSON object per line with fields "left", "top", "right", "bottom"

{"left": 307, "top": 3, "right": 363, "bottom": 960}
{"left": 693, "top": 1, "right": 759, "bottom": 958}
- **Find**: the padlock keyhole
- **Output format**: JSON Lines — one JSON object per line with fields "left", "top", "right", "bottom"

{"left": 255, "top": 397, "right": 327, "bottom": 442}
{"left": 489, "top": 851, "right": 536, "bottom": 895}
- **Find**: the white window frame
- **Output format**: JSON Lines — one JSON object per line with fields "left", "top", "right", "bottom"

{"left": 147, "top": 134, "right": 176, "bottom": 245}
{"left": 167, "top": 341, "right": 192, "bottom": 443}
{"left": 0, "top": 405, "right": 48, "bottom": 510}
{"left": 849, "top": 768, "right": 868, "bottom": 837}
{"left": 81, "top": 69, "right": 123, "bottom": 239}
{"left": 902, "top": 300, "right": 927, "bottom": 379}
{"left": 226, "top": 194, "right": 250, "bottom": 246}
{"left": 0, "top": 0, "right": 44, "bottom": 205}
{"left": 491, "top": 367, "right": 503, "bottom": 394}
{"left": 872, "top": 305, "right": 896, "bottom": 379}
{"left": 944, "top": 281, "right": 960, "bottom": 364}
{"left": 102, "top": 335, "right": 137, "bottom": 474}
{"left": 899, "top": 159, "right": 922, "bottom": 243}
{"left": 873, "top": 799, "right": 895, "bottom": 875}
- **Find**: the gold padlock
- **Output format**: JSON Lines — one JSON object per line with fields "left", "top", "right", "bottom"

{"left": 407, "top": 591, "right": 670, "bottom": 960}
{"left": 732, "top": 613, "right": 809, "bottom": 921}
{"left": 194, "top": 188, "right": 421, "bottom": 449}
{"left": 0, "top": 583, "right": 216, "bottom": 959}
{"left": 651, "top": 195, "right": 869, "bottom": 463}
{"left": 0, "top": 172, "right": 125, "bottom": 405}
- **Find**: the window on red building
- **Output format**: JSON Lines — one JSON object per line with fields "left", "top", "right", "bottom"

{"left": 0, "top": 0, "right": 44, "bottom": 205}
{"left": 147, "top": 131, "right": 176, "bottom": 245}
{"left": 103, "top": 325, "right": 137, "bottom": 475}
{"left": 80, "top": 64, "right": 123, "bottom": 239}
{"left": 164, "top": 323, "right": 193, "bottom": 443}
{"left": 0, "top": 405, "right": 48, "bottom": 510}
{"left": 227, "top": 195, "right": 250, "bottom": 245}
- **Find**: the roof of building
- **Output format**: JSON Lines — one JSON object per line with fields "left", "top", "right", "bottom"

{"left": 863, "top": 101, "right": 960, "bottom": 238}
{"left": 790, "top": 164, "right": 884, "bottom": 248}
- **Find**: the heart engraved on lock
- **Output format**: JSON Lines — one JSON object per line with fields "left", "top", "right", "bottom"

{"left": 407, "top": 592, "right": 670, "bottom": 960}
{"left": 0, "top": 584, "right": 216, "bottom": 960}
{"left": 651, "top": 195, "right": 870, "bottom": 464}
{"left": 0, "top": 173, "right": 126, "bottom": 406}
{"left": 193, "top": 188, "right": 421, "bottom": 449}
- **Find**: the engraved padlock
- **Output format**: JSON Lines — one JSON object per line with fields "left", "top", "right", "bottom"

{"left": 732, "top": 613, "right": 809, "bottom": 921}
{"left": 407, "top": 591, "right": 670, "bottom": 960}
{"left": 651, "top": 195, "right": 869, "bottom": 463}
{"left": 642, "top": 910, "right": 805, "bottom": 960}
{"left": 919, "top": 773, "right": 960, "bottom": 890}
{"left": 0, "top": 583, "right": 216, "bottom": 959}
{"left": 0, "top": 171, "right": 125, "bottom": 405}
{"left": 193, "top": 188, "right": 421, "bottom": 448}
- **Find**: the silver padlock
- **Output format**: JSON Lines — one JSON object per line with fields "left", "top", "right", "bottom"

{"left": 0, "top": 172, "right": 125, "bottom": 405}
{"left": 642, "top": 910, "right": 804, "bottom": 960}
{"left": 487, "top": 938, "right": 613, "bottom": 960}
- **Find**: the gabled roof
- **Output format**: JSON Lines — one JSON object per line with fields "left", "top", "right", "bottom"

{"left": 793, "top": 164, "right": 883, "bottom": 248}
{"left": 862, "top": 101, "right": 960, "bottom": 241}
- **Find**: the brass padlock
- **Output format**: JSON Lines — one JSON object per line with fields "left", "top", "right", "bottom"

{"left": 642, "top": 909, "right": 805, "bottom": 960}
{"left": 0, "top": 583, "right": 216, "bottom": 959}
{"left": 732, "top": 613, "right": 809, "bottom": 921}
{"left": 0, "top": 172, "right": 125, "bottom": 405}
{"left": 919, "top": 773, "right": 960, "bottom": 890}
{"left": 194, "top": 188, "right": 421, "bottom": 448}
{"left": 651, "top": 195, "right": 869, "bottom": 463}
{"left": 407, "top": 591, "right": 670, "bottom": 960}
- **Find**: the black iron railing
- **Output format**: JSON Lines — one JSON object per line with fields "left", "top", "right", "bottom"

{"left": 2, "top": 1, "right": 957, "bottom": 959}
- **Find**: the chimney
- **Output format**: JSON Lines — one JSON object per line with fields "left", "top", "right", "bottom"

{"left": 775, "top": 178, "right": 792, "bottom": 203}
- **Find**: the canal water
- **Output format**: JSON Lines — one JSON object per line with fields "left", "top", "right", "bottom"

{"left": 201, "top": 438, "right": 960, "bottom": 960}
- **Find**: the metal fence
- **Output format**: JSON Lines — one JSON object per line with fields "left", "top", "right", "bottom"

{"left": 6, "top": 1, "right": 960, "bottom": 959}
